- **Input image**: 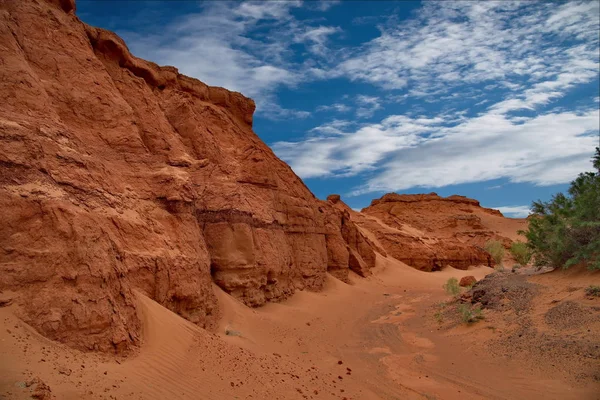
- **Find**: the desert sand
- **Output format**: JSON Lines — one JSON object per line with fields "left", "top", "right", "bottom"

{"left": 2, "top": 250, "right": 599, "bottom": 399}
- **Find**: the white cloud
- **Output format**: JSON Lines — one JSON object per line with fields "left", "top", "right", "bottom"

{"left": 355, "top": 95, "right": 382, "bottom": 118}
{"left": 233, "top": 1, "right": 301, "bottom": 20}
{"left": 294, "top": 26, "right": 341, "bottom": 56}
{"left": 273, "top": 113, "right": 447, "bottom": 178}
{"left": 333, "top": 1, "right": 599, "bottom": 101}
{"left": 274, "top": 105, "right": 599, "bottom": 192}
{"left": 490, "top": 46, "right": 599, "bottom": 114}
{"left": 317, "top": 103, "right": 352, "bottom": 113}
{"left": 353, "top": 108, "right": 599, "bottom": 194}
{"left": 120, "top": 0, "right": 338, "bottom": 119}
{"left": 309, "top": 119, "right": 353, "bottom": 136}
{"left": 545, "top": 1, "right": 600, "bottom": 40}
{"left": 493, "top": 206, "right": 531, "bottom": 218}
{"left": 262, "top": 102, "right": 311, "bottom": 120}
{"left": 272, "top": 0, "right": 599, "bottom": 196}
{"left": 311, "top": 0, "right": 341, "bottom": 12}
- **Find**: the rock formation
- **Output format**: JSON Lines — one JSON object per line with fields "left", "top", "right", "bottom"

{"left": 459, "top": 276, "right": 477, "bottom": 287}
{"left": 352, "top": 193, "right": 525, "bottom": 271}
{"left": 0, "top": 0, "right": 375, "bottom": 353}
{"left": 326, "top": 195, "right": 376, "bottom": 280}
{"left": 364, "top": 193, "right": 507, "bottom": 245}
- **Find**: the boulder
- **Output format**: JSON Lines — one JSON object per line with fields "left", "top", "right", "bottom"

{"left": 460, "top": 276, "right": 477, "bottom": 287}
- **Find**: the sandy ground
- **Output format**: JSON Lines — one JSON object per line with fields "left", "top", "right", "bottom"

{"left": 1, "top": 256, "right": 599, "bottom": 400}
{"left": 473, "top": 211, "right": 528, "bottom": 242}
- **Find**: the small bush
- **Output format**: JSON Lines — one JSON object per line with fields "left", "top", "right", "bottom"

{"left": 585, "top": 285, "right": 600, "bottom": 297}
{"left": 458, "top": 304, "right": 484, "bottom": 324}
{"left": 510, "top": 241, "right": 532, "bottom": 265}
{"left": 443, "top": 277, "right": 460, "bottom": 296}
{"left": 485, "top": 240, "right": 505, "bottom": 265}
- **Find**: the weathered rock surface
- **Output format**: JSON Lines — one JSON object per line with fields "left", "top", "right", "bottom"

{"left": 354, "top": 193, "right": 525, "bottom": 271}
{"left": 459, "top": 276, "right": 477, "bottom": 287}
{"left": 0, "top": 0, "right": 374, "bottom": 353}
{"left": 326, "top": 196, "right": 376, "bottom": 279}
{"left": 365, "top": 193, "right": 502, "bottom": 239}
{"left": 27, "top": 377, "right": 53, "bottom": 400}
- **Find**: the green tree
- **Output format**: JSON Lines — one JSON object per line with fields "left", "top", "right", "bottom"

{"left": 522, "top": 147, "right": 600, "bottom": 270}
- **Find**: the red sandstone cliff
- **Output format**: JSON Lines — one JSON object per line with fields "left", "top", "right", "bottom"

{"left": 0, "top": 0, "right": 374, "bottom": 353}
{"left": 348, "top": 193, "right": 527, "bottom": 272}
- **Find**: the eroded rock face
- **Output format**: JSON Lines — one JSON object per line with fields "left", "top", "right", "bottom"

{"left": 356, "top": 193, "right": 523, "bottom": 271}
{"left": 0, "top": 0, "right": 374, "bottom": 353}
{"left": 459, "top": 276, "right": 477, "bottom": 287}
{"left": 365, "top": 193, "right": 503, "bottom": 235}
{"left": 326, "top": 196, "right": 376, "bottom": 279}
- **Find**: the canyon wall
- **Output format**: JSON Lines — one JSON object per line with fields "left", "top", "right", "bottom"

{"left": 0, "top": 0, "right": 374, "bottom": 353}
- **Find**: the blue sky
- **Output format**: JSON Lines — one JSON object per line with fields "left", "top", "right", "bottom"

{"left": 78, "top": 0, "right": 600, "bottom": 217}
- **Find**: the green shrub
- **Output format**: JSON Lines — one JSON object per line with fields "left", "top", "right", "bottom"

{"left": 458, "top": 304, "right": 484, "bottom": 324}
{"left": 522, "top": 148, "right": 600, "bottom": 270}
{"left": 443, "top": 277, "right": 460, "bottom": 296}
{"left": 585, "top": 285, "right": 600, "bottom": 297}
{"left": 510, "top": 241, "right": 531, "bottom": 265}
{"left": 485, "top": 240, "right": 505, "bottom": 265}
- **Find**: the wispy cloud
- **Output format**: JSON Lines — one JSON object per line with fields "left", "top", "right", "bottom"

{"left": 317, "top": 103, "right": 352, "bottom": 113}
{"left": 355, "top": 95, "right": 382, "bottom": 118}
{"left": 311, "top": 0, "right": 341, "bottom": 12}
{"left": 294, "top": 26, "right": 341, "bottom": 56}
{"left": 333, "top": 1, "right": 599, "bottom": 102}
{"left": 275, "top": 106, "right": 599, "bottom": 190}
{"left": 494, "top": 206, "right": 531, "bottom": 218}
{"left": 355, "top": 109, "right": 599, "bottom": 194}
{"left": 489, "top": 45, "right": 600, "bottom": 114}
{"left": 273, "top": 0, "right": 600, "bottom": 195}
{"left": 273, "top": 113, "right": 448, "bottom": 178}
{"left": 120, "top": 1, "right": 340, "bottom": 119}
